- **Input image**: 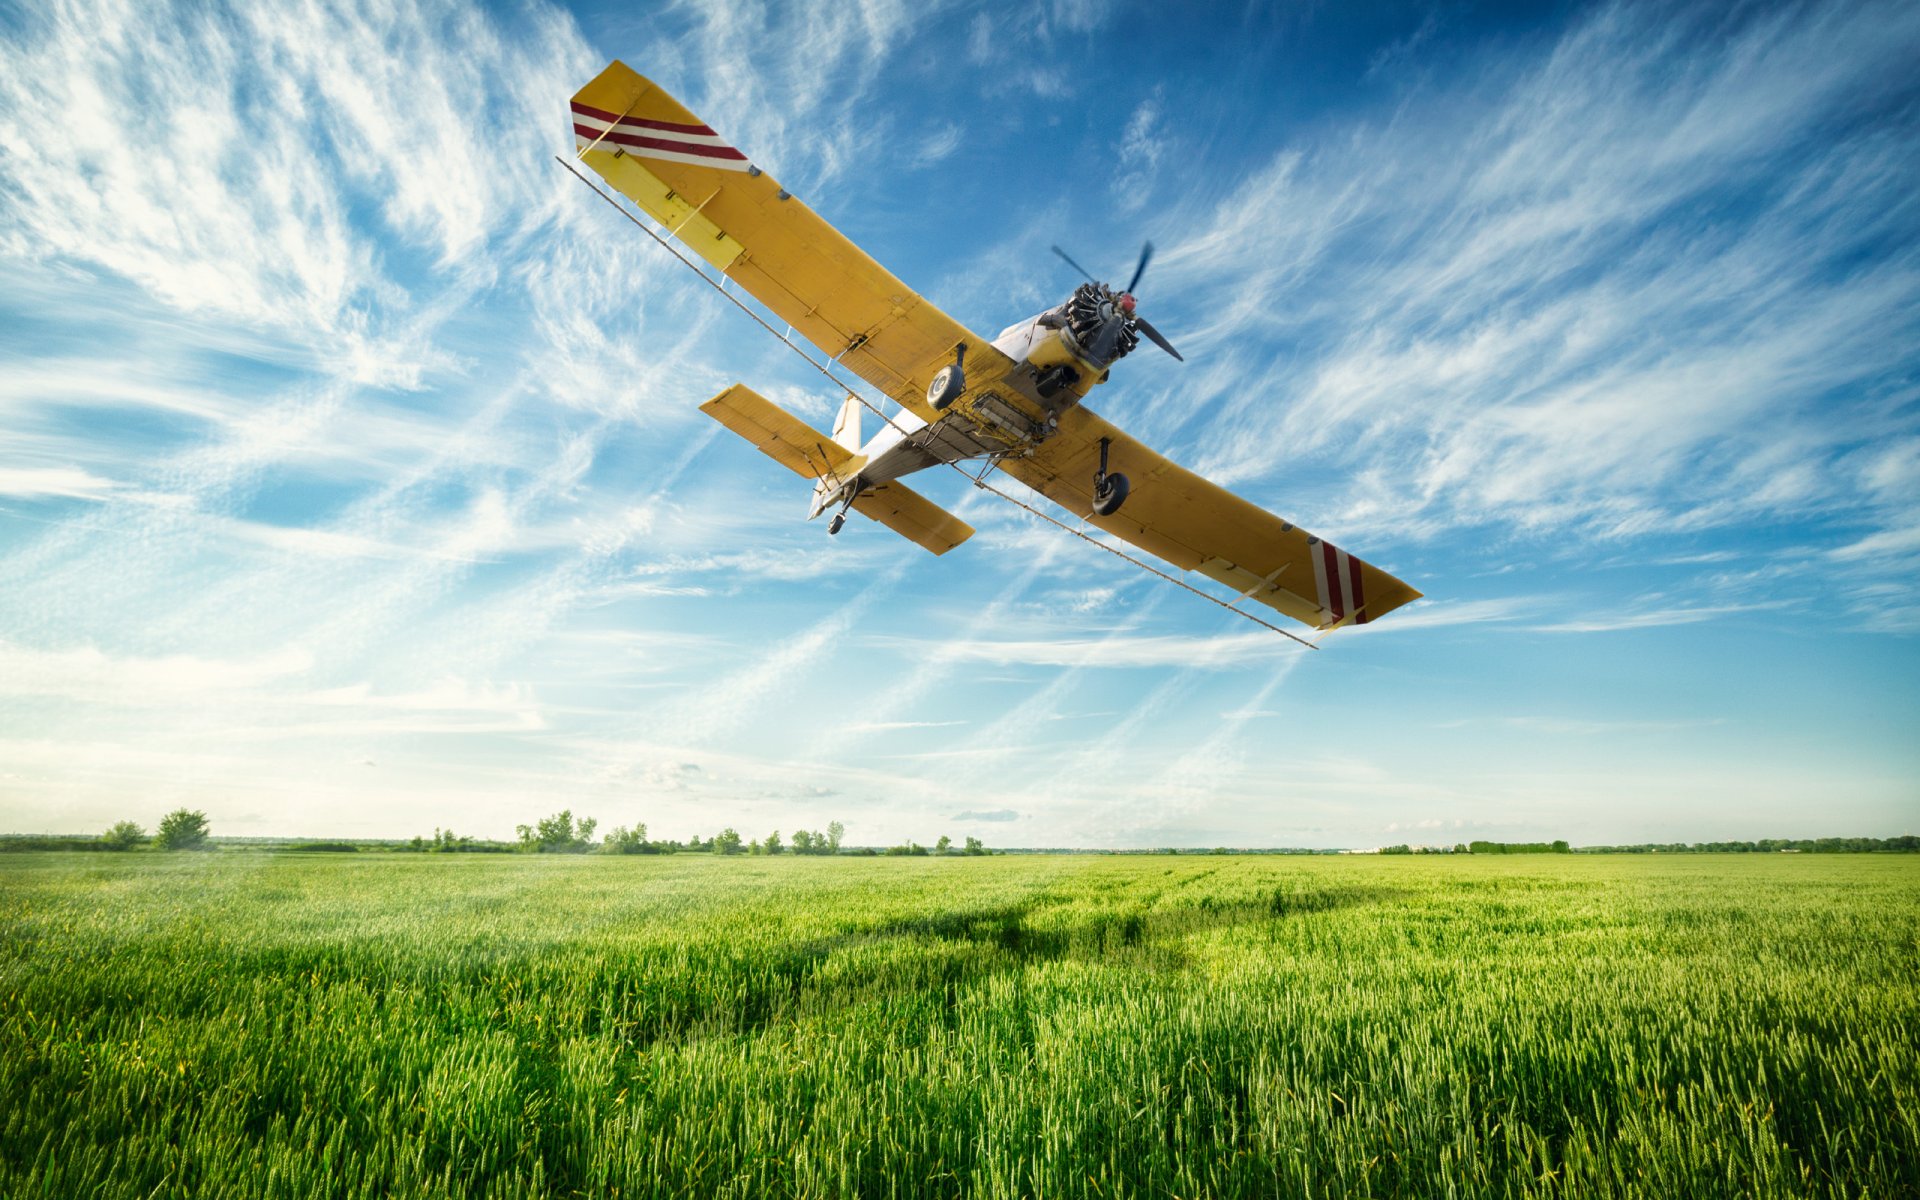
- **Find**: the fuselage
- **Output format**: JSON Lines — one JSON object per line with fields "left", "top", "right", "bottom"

{"left": 809, "top": 287, "right": 1139, "bottom": 520}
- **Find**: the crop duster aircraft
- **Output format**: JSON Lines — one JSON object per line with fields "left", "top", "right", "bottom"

{"left": 566, "top": 62, "right": 1421, "bottom": 633}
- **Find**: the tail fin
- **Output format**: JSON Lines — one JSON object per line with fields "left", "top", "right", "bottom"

{"left": 700, "top": 384, "right": 973, "bottom": 556}
{"left": 816, "top": 393, "right": 865, "bottom": 513}
{"left": 832, "top": 394, "right": 862, "bottom": 451}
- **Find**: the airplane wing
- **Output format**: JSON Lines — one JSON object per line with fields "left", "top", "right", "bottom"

{"left": 996, "top": 407, "right": 1422, "bottom": 630}
{"left": 569, "top": 61, "right": 1009, "bottom": 422}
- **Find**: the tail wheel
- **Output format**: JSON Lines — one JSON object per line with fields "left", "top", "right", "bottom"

{"left": 1091, "top": 471, "right": 1130, "bottom": 516}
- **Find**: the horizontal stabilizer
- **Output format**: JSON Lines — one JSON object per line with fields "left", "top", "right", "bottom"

{"left": 852, "top": 481, "right": 974, "bottom": 556}
{"left": 699, "top": 384, "right": 851, "bottom": 481}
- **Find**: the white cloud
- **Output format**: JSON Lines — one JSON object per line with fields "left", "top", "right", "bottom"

{"left": 1829, "top": 524, "right": 1920, "bottom": 562}
{"left": 912, "top": 123, "right": 963, "bottom": 168}
{"left": 0, "top": 466, "right": 120, "bottom": 500}
{"left": 0, "top": 640, "right": 313, "bottom": 699}
{"left": 1141, "top": 0, "right": 1920, "bottom": 578}
{"left": 1112, "top": 88, "right": 1165, "bottom": 210}
{"left": 1528, "top": 602, "right": 1785, "bottom": 633}
{"left": 896, "top": 629, "right": 1310, "bottom": 669}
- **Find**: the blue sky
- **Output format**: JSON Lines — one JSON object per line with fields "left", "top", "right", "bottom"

{"left": 1, "top": 0, "right": 1915, "bottom": 848}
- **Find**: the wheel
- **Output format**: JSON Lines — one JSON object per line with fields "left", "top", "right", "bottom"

{"left": 828, "top": 513, "right": 846, "bottom": 535}
{"left": 1091, "top": 471, "right": 1130, "bottom": 517}
{"left": 927, "top": 363, "right": 965, "bottom": 410}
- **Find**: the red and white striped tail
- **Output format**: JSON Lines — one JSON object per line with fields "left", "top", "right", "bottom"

{"left": 1310, "top": 537, "right": 1370, "bottom": 627}
{"left": 570, "top": 100, "right": 751, "bottom": 171}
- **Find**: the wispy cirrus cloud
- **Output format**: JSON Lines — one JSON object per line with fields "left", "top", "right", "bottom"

{"left": 0, "top": 467, "right": 121, "bottom": 501}
{"left": 888, "top": 627, "right": 1306, "bottom": 670}
{"left": 1527, "top": 601, "right": 1788, "bottom": 634}
{"left": 1145, "top": 0, "right": 1920, "bottom": 566}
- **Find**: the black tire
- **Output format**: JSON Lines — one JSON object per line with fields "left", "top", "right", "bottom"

{"left": 828, "top": 513, "right": 846, "bottom": 535}
{"left": 1091, "top": 471, "right": 1130, "bottom": 517}
{"left": 927, "top": 364, "right": 965, "bottom": 410}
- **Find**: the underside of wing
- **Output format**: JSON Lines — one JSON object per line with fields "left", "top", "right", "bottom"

{"left": 570, "top": 61, "right": 1010, "bottom": 422}
{"left": 996, "top": 408, "right": 1422, "bottom": 630}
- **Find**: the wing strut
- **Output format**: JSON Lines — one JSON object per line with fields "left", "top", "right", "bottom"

{"left": 556, "top": 156, "right": 1318, "bottom": 649}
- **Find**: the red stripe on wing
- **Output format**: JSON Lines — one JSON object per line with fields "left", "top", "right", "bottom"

{"left": 569, "top": 101, "right": 717, "bottom": 137}
{"left": 1321, "top": 542, "right": 1345, "bottom": 622}
{"left": 571, "top": 124, "right": 749, "bottom": 162}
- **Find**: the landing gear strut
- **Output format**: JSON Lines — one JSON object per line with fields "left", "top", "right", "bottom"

{"left": 1091, "top": 437, "right": 1130, "bottom": 517}
{"left": 828, "top": 488, "right": 856, "bottom": 536}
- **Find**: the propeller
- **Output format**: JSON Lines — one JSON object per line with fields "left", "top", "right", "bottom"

{"left": 1125, "top": 242, "right": 1153, "bottom": 294}
{"left": 1050, "top": 241, "right": 1183, "bottom": 362}
{"left": 1133, "top": 315, "right": 1183, "bottom": 362}
{"left": 1050, "top": 244, "right": 1096, "bottom": 284}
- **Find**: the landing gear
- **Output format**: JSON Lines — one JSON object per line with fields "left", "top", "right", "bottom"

{"left": 828, "top": 512, "right": 846, "bottom": 535}
{"left": 1091, "top": 436, "right": 1129, "bottom": 517}
{"left": 928, "top": 343, "right": 967, "bottom": 410}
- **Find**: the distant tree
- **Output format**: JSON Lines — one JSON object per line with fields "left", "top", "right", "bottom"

{"left": 1380, "top": 844, "right": 1413, "bottom": 855}
{"left": 1468, "top": 840, "right": 1566, "bottom": 855}
{"left": 100, "top": 820, "right": 147, "bottom": 851}
{"left": 791, "top": 829, "right": 816, "bottom": 854}
{"left": 885, "top": 840, "right": 929, "bottom": 857}
{"left": 601, "top": 824, "right": 649, "bottom": 854}
{"left": 714, "top": 827, "right": 744, "bottom": 855}
{"left": 516, "top": 809, "right": 598, "bottom": 853}
{"left": 826, "top": 821, "right": 845, "bottom": 854}
{"left": 154, "top": 808, "right": 211, "bottom": 851}
{"left": 440, "top": 828, "right": 477, "bottom": 852}
{"left": 963, "top": 836, "right": 986, "bottom": 856}
{"left": 935, "top": 834, "right": 952, "bottom": 855}
{"left": 764, "top": 830, "right": 783, "bottom": 855}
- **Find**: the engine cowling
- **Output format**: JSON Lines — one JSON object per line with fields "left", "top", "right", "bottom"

{"left": 1062, "top": 283, "right": 1139, "bottom": 366}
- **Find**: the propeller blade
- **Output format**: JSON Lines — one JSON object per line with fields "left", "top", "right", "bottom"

{"left": 1126, "top": 241, "right": 1154, "bottom": 294}
{"left": 1134, "top": 315, "right": 1183, "bottom": 362}
{"left": 1050, "top": 244, "right": 1096, "bottom": 284}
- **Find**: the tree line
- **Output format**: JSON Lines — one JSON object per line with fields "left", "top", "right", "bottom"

{"left": 1577, "top": 835, "right": 1920, "bottom": 854}
{"left": 13, "top": 813, "right": 1915, "bottom": 856}
{"left": 1375, "top": 840, "right": 1571, "bottom": 855}
{"left": 0, "top": 807, "right": 994, "bottom": 856}
{"left": 408, "top": 809, "right": 992, "bottom": 857}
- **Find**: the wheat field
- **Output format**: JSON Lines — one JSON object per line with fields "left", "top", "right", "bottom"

{"left": 1, "top": 851, "right": 1914, "bottom": 1197}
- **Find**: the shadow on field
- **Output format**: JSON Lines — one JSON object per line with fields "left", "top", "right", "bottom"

{"left": 864, "top": 881, "right": 1396, "bottom": 964}
{"left": 610, "top": 882, "right": 1403, "bottom": 1049}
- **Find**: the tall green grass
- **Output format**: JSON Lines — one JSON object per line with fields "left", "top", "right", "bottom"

{"left": 1, "top": 853, "right": 1914, "bottom": 1197}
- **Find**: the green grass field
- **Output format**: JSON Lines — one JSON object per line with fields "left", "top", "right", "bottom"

{"left": 2, "top": 852, "right": 1915, "bottom": 1198}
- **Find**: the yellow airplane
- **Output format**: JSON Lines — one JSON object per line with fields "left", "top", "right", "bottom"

{"left": 566, "top": 61, "right": 1421, "bottom": 632}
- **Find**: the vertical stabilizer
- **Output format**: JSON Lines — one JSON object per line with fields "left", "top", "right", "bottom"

{"left": 832, "top": 393, "right": 862, "bottom": 452}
